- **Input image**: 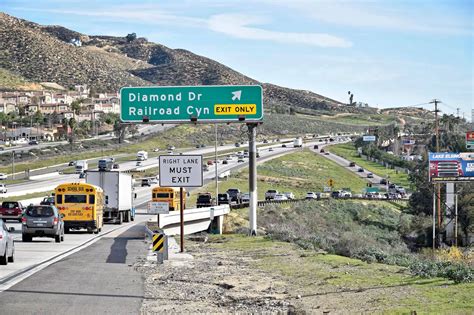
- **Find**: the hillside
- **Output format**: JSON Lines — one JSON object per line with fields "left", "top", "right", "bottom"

{"left": 0, "top": 12, "right": 346, "bottom": 112}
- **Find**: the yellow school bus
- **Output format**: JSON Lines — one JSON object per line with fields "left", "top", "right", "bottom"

{"left": 55, "top": 182, "right": 104, "bottom": 233}
{"left": 152, "top": 187, "right": 186, "bottom": 211}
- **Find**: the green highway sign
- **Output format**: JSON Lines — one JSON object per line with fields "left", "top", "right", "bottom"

{"left": 120, "top": 85, "right": 263, "bottom": 123}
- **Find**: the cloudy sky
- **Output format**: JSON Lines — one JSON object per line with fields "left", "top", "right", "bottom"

{"left": 1, "top": 0, "right": 473, "bottom": 119}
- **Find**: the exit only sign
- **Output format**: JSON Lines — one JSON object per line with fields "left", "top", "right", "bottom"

{"left": 120, "top": 85, "right": 263, "bottom": 123}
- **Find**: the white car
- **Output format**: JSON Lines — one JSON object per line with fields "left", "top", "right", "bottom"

{"left": 241, "top": 193, "right": 250, "bottom": 203}
{"left": 305, "top": 192, "right": 317, "bottom": 199}
{"left": 0, "top": 173, "right": 7, "bottom": 180}
{"left": 0, "top": 184, "right": 6, "bottom": 193}
{"left": 340, "top": 191, "right": 352, "bottom": 198}
{"left": 153, "top": 148, "right": 160, "bottom": 152}
{"left": 0, "top": 219, "right": 15, "bottom": 265}
{"left": 273, "top": 194, "right": 288, "bottom": 201}
{"left": 284, "top": 192, "right": 295, "bottom": 200}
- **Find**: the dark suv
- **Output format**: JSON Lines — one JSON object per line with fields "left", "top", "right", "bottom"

{"left": 217, "top": 193, "right": 230, "bottom": 205}
{"left": 226, "top": 188, "right": 242, "bottom": 204}
{"left": 22, "top": 205, "right": 65, "bottom": 243}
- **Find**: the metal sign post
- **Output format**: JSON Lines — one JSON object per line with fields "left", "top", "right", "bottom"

{"left": 248, "top": 123, "right": 258, "bottom": 236}
{"left": 159, "top": 154, "right": 203, "bottom": 252}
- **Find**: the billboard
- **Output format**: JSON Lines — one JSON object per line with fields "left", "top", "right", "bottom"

{"left": 428, "top": 152, "right": 474, "bottom": 182}
{"left": 402, "top": 139, "right": 416, "bottom": 145}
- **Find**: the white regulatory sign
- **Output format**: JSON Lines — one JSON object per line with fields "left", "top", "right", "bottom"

{"left": 363, "top": 135, "right": 376, "bottom": 142}
{"left": 159, "top": 155, "right": 203, "bottom": 187}
{"left": 148, "top": 202, "right": 169, "bottom": 214}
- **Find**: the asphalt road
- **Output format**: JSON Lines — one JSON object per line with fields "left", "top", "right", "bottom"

{"left": 0, "top": 223, "right": 147, "bottom": 315}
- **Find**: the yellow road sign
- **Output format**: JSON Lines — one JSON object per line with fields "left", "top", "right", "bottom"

{"left": 327, "top": 179, "right": 334, "bottom": 187}
{"left": 152, "top": 233, "right": 165, "bottom": 252}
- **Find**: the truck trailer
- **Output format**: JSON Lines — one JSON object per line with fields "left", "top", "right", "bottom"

{"left": 75, "top": 160, "right": 88, "bottom": 174}
{"left": 85, "top": 171, "right": 135, "bottom": 224}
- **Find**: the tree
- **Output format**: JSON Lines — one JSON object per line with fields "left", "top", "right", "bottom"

{"left": 68, "top": 118, "right": 77, "bottom": 144}
{"left": 70, "top": 99, "right": 83, "bottom": 118}
{"left": 33, "top": 110, "right": 43, "bottom": 125}
{"left": 126, "top": 33, "right": 137, "bottom": 42}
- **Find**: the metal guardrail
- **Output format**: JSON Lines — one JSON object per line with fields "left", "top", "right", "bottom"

{"left": 229, "top": 197, "right": 408, "bottom": 209}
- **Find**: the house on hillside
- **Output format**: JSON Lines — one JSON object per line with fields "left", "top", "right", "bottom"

{"left": 0, "top": 103, "right": 17, "bottom": 114}
{"left": 25, "top": 104, "right": 39, "bottom": 115}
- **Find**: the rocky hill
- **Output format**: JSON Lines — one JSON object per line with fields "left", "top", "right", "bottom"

{"left": 0, "top": 12, "right": 347, "bottom": 112}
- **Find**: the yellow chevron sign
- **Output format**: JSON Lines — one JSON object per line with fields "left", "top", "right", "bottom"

{"left": 152, "top": 233, "right": 165, "bottom": 252}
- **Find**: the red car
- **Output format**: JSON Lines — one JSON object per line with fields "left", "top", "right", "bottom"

{"left": 0, "top": 201, "right": 25, "bottom": 222}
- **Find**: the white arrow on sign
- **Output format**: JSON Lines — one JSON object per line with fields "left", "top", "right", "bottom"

{"left": 231, "top": 90, "right": 242, "bottom": 101}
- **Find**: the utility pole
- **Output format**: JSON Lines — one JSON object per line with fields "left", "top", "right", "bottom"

{"left": 431, "top": 99, "right": 442, "bottom": 247}
{"left": 11, "top": 150, "right": 15, "bottom": 180}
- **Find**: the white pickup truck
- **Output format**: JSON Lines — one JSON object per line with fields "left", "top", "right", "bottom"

{"left": 265, "top": 189, "right": 279, "bottom": 200}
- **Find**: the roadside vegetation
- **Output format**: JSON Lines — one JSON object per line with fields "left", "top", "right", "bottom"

{"left": 327, "top": 142, "right": 411, "bottom": 188}
{"left": 259, "top": 201, "right": 473, "bottom": 284}
{"left": 207, "top": 234, "right": 474, "bottom": 313}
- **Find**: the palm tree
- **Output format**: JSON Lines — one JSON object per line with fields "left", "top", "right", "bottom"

{"left": 70, "top": 99, "right": 83, "bottom": 119}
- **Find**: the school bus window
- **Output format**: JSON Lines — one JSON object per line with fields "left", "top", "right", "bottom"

{"left": 156, "top": 193, "right": 170, "bottom": 198}
{"left": 89, "top": 195, "right": 95, "bottom": 204}
{"left": 170, "top": 193, "right": 174, "bottom": 198}
{"left": 56, "top": 195, "right": 63, "bottom": 204}
{"left": 65, "top": 195, "right": 87, "bottom": 203}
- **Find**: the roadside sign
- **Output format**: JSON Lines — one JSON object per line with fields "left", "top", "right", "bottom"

{"left": 152, "top": 233, "right": 165, "bottom": 252}
{"left": 159, "top": 155, "right": 203, "bottom": 187}
{"left": 327, "top": 178, "right": 334, "bottom": 187}
{"left": 466, "top": 131, "right": 474, "bottom": 150}
{"left": 120, "top": 85, "right": 263, "bottom": 123}
{"left": 323, "top": 186, "right": 331, "bottom": 192}
{"left": 363, "top": 135, "right": 376, "bottom": 142}
{"left": 366, "top": 187, "right": 380, "bottom": 193}
{"left": 148, "top": 202, "right": 169, "bottom": 214}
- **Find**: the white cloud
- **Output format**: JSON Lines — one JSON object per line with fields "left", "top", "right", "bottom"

{"left": 258, "top": 0, "right": 473, "bottom": 36}
{"left": 208, "top": 14, "right": 352, "bottom": 48}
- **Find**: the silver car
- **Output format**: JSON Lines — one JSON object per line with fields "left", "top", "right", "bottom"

{"left": 0, "top": 218, "right": 15, "bottom": 265}
{"left": 22, "top": 205, "right": 65, "bottom": 243}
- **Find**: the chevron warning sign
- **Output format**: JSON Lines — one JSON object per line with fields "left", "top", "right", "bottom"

{"left": 152, "top": 233, "right": 165, "bottom": 252}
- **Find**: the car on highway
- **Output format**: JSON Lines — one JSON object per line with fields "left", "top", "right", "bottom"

{"left": 340, "top": 191, "right": 352, "bottom": 198}
{"left": 273, "top": 194, "right": 288, "bottom": 201}
{"left": 217, "top": 193, "right": 230, "bottom": 205}
{"left": 241, "top": 192, "right": 250, "bottom": 203}
{"left": 141, "top": 178, "right": 151, "bottom": 187}
{"left": 0, "top": 219, "right": 15, "bottom": 265}
{"left": 21, "top": 205, "right": 65, "bottom": 243}
{"left": 284, "top": 192, "right": 295, "bottom": 200}
{"left": 324, "top": 152, "right": 330, "bottom": 155}
{"left": 349, "top": 161, "right": 356, "bottom": 167}
{"left": 0, "top": 173, "right": 7, "bottom": 180}
{"left": 40, "top": 196, "right": 55, "bottom": 206}
{"left": 269, "top": 147, "right": 274, "bottom": 152}
{"left": 367, "top": 173, "right": 374, "bottom": 178}
{"left": 0, "top": 184, "right": 7, "bottom": 194}
{"left": 235, "top": 142, "right": 241, "bottom": 147}
{"left": 237, "top": 158, "right": 245, "bottom": 163}
{"left": 113, "top": 163, "right": 120, "bottom": 169}
{"left": 357, "top": 167, "right": 364, "bottom": 172}
{"left": 207, "top": 160, "right": 214, "bottom": 166}
{"left": 265, "top": 189, "right": 279, "bottom": 200}
{"left": 28, "top": 140, "right": 39, "bottom": 145}
{"left": 256, "top": 152, "right": 260, "bottom": 158}
{"left": 167, "top": 145, "right": 176, "bottom": 151}
{"left": 331, "top": 191, "right": 341, "bottom": 198}
{"left": 136, "top": 161, "right": 142, "bottom": 167}
{"left": 153, "top": 148, "right": 160, "bottom": 152}
{"left": 222, "top": 160, "right": 228, "bottom": 165}
{"left": 320, "top": 149, "right": 325, "bottom": 153}
{"left": 379, "top": 178, "right": 387, "bottom": 185}
{"left": 305, "top": 192, "right": 317, "bottom": 200}
{"left": 281, "top": 144, "right": 287, "bottom": 148}
{"left": 227, "top": 188, "right": 242, "bottom": 204}
{"left": 0, "top": 201, "right": 23, "bottom": 222}
{"left": 68, "top": 161, "right": 76, "bottom": 166}
{"left": 79, "top": 173, "right": 86, "bottom": 179}
{"left": 313, "top": 145, "right": 319, "bottom": 149}
{"left": 263, "top": 139, "right": 269, "bottom": 143}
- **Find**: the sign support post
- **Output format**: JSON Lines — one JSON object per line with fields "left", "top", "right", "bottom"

{"left": 180, "top": 187, "right": 185, "bottom": 252}
{"left": 248, "top": 123, "right": 258, "bottom": 236}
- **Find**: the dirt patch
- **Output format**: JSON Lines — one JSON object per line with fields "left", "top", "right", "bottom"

{"left": 137, "top": 238, "right": 297, "bottom": 314}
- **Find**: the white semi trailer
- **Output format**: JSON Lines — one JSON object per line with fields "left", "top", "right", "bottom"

{"left": 85, "top": 171, "right": 135, "bottom": 224}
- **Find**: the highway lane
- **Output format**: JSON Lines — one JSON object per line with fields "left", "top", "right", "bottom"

{"left": 0, "top": 223, "right": 149, "bottom": 314}
{"left": 310, "top": 143, "right": 387, "bottom": 191}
